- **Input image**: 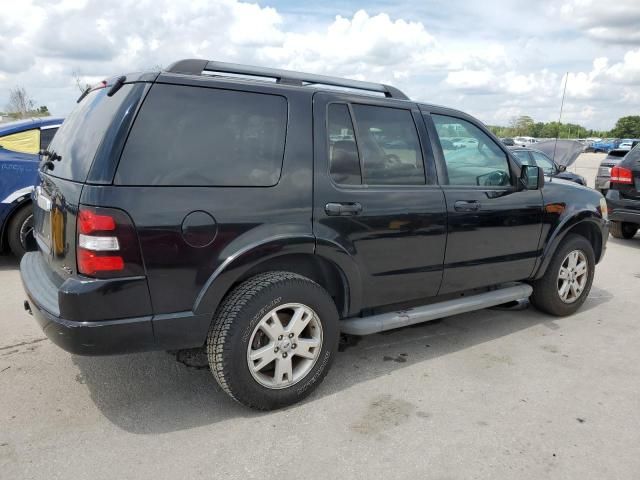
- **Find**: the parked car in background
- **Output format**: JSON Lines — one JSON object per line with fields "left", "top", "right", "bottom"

{"left": 514, "top": 136, "right": 537, "bottom": 147}
{"left": 20, "top": 60, "right": 608, "bottom": 410}
{"left": 500, "top": 137, "right": 515, "bottom": 146}
{"left": 606, "top": 143, "right": 640, "bottom": 239}
{"left": 618, "top": 140, "right": 634, "bottom": 151}
{"left": 595, "top": 149, "right": 628, "bottom": 195}
{"left": 510, "top": 147, "right": 586, "bottom": 185}
{"left": 452, "top": 137, "right": 478, "bottom": 149}
{"left": 590, "top": 138, "right": 620, "bottom": 153}
{"left": 0, "top": 117, "right": 63, "bottom": 258}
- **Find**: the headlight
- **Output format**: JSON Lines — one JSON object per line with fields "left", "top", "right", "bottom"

{"left": 599, "top": 197, "right": 608, "bottom": 220}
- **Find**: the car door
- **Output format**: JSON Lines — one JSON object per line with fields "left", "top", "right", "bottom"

{"left": 313, "top": 92, "right": 447, "bottom": 312}
{"left": 422, "top": 109, "right": 543, "bottom": 294}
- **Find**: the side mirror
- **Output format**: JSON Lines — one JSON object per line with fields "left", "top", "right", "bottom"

{"left": 557, "top": 164, "right": 567, "bottom": 172}
{"left": 520, "top": 164, "right": 544, "bottom": 190}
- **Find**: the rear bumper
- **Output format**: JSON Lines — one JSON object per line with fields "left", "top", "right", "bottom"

{"left": 606, "top": 191, "right": 640, "bottom": 225}
{"left": 24, "top": 298, "right": 155, "bottom": 355}
{"left": 20, "top": 252, "right": 211, "bottom": 355}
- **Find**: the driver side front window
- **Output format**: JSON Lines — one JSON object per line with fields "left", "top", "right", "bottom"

{"left": 432, "top": 114, "right": 511, "bottom": 186}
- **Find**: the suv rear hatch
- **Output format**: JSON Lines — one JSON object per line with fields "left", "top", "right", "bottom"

{"left": 33, "top": 76, "right": 151, "bottom": 280}
{"left": 611, "top": 148, "right": 640, "bottom": 199}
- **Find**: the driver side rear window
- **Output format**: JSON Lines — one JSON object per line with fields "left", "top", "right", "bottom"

{"left": 327, "top": 103, "right": 425, "bottom": 186}
{"left": 432, "top": 114, "right": 510, "bottom": 186}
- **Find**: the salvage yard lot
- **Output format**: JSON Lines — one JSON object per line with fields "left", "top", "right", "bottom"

{"left": 1, "top": 153, "right": 639, "bottom": 479}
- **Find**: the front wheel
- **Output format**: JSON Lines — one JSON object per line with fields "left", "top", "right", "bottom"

{"left": 531, "top": 234, "right": 595, "bottom": 316}
{"left": 207, "top": 272, "right": 339, "bottom": 410}
{"left": 610, "top": 221, "right": 638, "bottom": 239}
{"left": 7, "top": 204, "right": 37, "bottom": 259}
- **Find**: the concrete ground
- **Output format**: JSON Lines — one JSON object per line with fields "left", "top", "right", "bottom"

{"left": 1, "top": 153, "right": 639, "bottom": 479}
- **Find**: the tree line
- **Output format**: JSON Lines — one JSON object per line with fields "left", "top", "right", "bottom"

{"left": 488, "top": 115, "right": 640, "bottom": 139}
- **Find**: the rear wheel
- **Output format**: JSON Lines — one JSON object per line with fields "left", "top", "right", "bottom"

{"left": 531, "top": 234, "right": 595, "bottom": 316}
{"left": 207, "top": 271, "right": 339, "bottom": 410}
{"left": 7, "top": 204, "right": 36, "bottom": 259}
{"left": 610, "top": 221, "right": 638, "bottom": 239}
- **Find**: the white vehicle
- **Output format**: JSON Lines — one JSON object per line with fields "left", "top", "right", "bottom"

{"left": 618, "top": 141, "right": 633, "bottom": 151}
{"left": 514, "top": 136, "right": 537, "bottom": 147}
{"left": 452, "top": 137, "right": 478, "bottom": 149}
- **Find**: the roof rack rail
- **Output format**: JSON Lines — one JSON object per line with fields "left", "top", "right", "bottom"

{"left": 164, "top": 58, "right": 409, "bottom": 100}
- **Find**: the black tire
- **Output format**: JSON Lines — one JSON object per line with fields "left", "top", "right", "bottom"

{"left": 610, "top": 221, "right": 638, "bottom": 239}
{"left": 207, "top": 271, "right": 339, "bottom": 410}
{"left": 531, "top": 234, "right": 595, "bottom": 316}
{"left": 7, "top": 204, "right": 36, "bottom": 259}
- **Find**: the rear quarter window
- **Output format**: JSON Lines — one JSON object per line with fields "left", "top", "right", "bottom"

{"left": 115, "top": 84, "right": 288, "bottom": 187}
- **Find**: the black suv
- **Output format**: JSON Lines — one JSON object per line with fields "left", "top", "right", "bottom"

{"left": 606, "top": 142, "right": 640, "bottom": 239}
{"left": 21, "top": 59, "right": 608, "bottom": 410}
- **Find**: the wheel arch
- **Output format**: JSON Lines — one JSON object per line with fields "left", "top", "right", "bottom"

{"left": 533, "top": 213, "right": 605, "bottom": 280}
{"left": 193, "top": 236, "right": 361, "bottom": 319}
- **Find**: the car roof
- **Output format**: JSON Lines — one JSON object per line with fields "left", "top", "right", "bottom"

{"left": 0, "top": 117, "right": 64, "bottom": 135}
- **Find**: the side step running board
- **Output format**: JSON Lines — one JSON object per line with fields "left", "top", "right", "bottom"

{"left": 340, "top": 283, "right": 533, "bottom": 336}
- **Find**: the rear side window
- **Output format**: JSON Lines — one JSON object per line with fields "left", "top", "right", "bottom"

{"left": 40, "top": 127, "right": 58, "bottom": 151}
{"left": 512, "top": 150, "right": 532, "bottom": 165}
{"left": 116, "top": 84, "right": 288, "bottom": 186}
{"left": 352, "top": 105, "right": 425, "bottom": 185}
{"left": 328, "top": 104, "right": 361, "bottom": 185}
{"left": 0, "top": 129, "right": 40, "bottom": 154}
{"left": 48, "top": 84, "right": 135, "bottom": 181}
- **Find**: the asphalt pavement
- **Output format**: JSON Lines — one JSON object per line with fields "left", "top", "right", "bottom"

{"left": 1, "top": 153, "right": 639, "bottom": 480}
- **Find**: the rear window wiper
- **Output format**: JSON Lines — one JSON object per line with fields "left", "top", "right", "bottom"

{"left": 107, "top": 76, "right": 127, "bottom": 97}
{"left": 77, "top": 86, "right": 92, "bottom": 104}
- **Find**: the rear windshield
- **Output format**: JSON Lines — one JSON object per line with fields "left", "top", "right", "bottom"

{"left": 114, "top": 84, "right": 288, "bottom": 186}
{"left": 47, "top": 84, "right": 135, "bottom": 181}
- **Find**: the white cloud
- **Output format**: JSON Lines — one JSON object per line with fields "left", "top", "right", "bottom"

{"left": 0, "top": 0, "right": 638, "bottom": 131}
{"left": 558, "top": 0, "right": 640, "bottom": 44}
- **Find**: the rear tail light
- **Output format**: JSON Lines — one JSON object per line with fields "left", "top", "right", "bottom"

{"left": 610, "top": 166, "right": 633, "bottom": 184}
{"left": 76, "top": 205, "right": 144, "bottom": 278}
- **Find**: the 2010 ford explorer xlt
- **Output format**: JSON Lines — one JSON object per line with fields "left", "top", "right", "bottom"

{"left": 21, "top": 60, "right": 609, "bottom": 410}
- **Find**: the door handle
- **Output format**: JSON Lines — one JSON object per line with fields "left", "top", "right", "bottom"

{"left": 325, "top": 202, "right": 363, "bottom": 216}
{"left": 454, "top": 200, "right": 481, "bottom": 212}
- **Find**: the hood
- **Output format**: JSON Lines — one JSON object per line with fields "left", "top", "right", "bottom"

{"left": 534, "top": 140, "right": 586, "bottom": 167}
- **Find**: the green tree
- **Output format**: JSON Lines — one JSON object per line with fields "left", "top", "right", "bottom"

{"left": 610, "top": 116, "right": 640, "bottom": 138}
{"left": 513, "top": 115, "right": 535, "bottom": 136}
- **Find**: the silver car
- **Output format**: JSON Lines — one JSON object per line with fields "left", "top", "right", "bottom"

{"left": 595, "top": 149, "right": 628, "bottom": 194}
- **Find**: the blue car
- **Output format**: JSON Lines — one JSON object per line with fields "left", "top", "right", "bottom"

{"left": 1, "top": 117, "right": 63, "bottom": 258}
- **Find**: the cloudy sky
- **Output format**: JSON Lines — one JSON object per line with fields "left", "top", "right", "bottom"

{"left": 1, "top": 0, "right": 639, "bottom": 130}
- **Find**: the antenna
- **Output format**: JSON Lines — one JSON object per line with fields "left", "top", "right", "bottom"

{"left": 552, "top": 72, "right": 569, "bottom": 163}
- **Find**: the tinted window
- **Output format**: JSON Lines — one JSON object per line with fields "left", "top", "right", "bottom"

{"left": 48, "top": 84, "right": 135, "bottom": 181}
{"left": 530, "top": 151, "right": 555, "bottom": 174}
{"left": 432, "top": 114, "right": 511, "bottom": 187}
{"left": 328, "top": 104, "right": 361, "bottom": 185}
{"left": 116, "top": 84, "right": 287, "bottom": 186}
{"left": 512, "top": 150, "right": 532, "bottom": 165}
{"left": 40, "top": 127, "right": 58, "bottom": 151}
{"left": 352, "top": 105, "right": 425, "bottom": 185}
